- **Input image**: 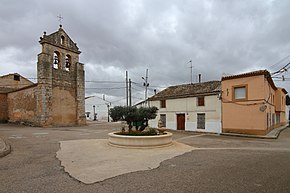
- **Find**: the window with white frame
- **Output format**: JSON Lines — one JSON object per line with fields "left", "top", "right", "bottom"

{"left": 234, "top": 86, "right": 246, "bottom": 100}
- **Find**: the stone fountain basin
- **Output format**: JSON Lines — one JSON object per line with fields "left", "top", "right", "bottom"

{"left": 108, "top": 131, "right": 173, "bottom": 148}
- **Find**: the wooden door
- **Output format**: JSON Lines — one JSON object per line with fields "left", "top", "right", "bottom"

{"left": 177, "top": 114, "right": 185, "bottom": 130}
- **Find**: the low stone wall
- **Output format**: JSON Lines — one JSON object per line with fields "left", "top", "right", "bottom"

{"left": 108, "top": 132, "right": 173, "bottom": 148}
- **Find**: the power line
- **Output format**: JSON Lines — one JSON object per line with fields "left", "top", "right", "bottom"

{"left": 85, "top": 87, "right": 126, "bottom": 90}
{"left": 267, "top": 54, "right": 290, "bottom": 71}
{"left": 24, "top": 77, "right": 125, "bottom": 84}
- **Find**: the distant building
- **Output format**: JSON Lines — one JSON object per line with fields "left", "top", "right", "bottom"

{"left": 221, "top": 70, "right": 288, "bottom": 135}
{"left": 0, "top": 26, "right": 86, "bottom": 126}
{"left": 148, "top": 81, "right": 222, "bottom": 133}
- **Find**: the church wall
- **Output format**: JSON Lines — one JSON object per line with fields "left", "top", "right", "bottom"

{"left": 50, "top": 67, "right": 78, "bottom": 126}
{"left": 0, "top": 74, "right": 33, "bottom": 90}
{"left": 51, "top": 87, "right": 77, "bottom": 126}
{"left": 7, "top": 85, "right": 37, "bottom": 125}
{"left": 0, "top": 94, "right": 8, "bottom": 122}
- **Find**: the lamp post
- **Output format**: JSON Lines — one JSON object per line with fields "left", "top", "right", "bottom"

{"left": 93, "top": 105, "right": 96, "bottom": 121}
{"left": 107, "top": 104, "right": 110, "bottom": 122}
{"left": 142, "top": 69, "right": 149, "bottom": 106}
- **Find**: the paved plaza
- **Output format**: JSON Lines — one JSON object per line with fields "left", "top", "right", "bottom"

{"left": 0, "top": 123, "right": 290, "bottom": 193}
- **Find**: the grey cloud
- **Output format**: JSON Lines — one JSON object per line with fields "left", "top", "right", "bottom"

{"left": 1, "top": 0, "right": 290, "bottom": 106}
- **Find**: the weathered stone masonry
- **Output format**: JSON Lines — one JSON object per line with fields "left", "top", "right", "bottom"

{"left": 0, "top": 26, "right": 86, "bottom": 126}
{"left": 36, "top": 26, "right": 86, "bottom": 126}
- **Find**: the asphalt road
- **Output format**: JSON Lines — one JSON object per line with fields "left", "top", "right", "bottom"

{"left": 0, "top": 123, "right": 290, "bottom": 193}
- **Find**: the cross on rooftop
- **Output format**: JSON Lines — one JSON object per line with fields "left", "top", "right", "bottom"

{"left": 57, "top": 14, "right": 63, "bottom": 25}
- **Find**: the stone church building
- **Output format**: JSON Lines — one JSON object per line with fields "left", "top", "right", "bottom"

{"left": 0, "top": 26, "right": 86, "bottom": 126}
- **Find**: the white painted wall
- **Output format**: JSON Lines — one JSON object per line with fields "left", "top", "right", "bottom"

{"left": 148, "top": 95, "right": 222, "bottom": 133}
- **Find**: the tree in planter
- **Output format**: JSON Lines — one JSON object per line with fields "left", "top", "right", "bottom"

{"left": 109, "top": 106, "right": 126, "bottom": 122}
{"left": 109, "top": 106, "right": 158, "bottom": 132}
{"left": 136, "top": 106, "right": 158, "bottom": 131}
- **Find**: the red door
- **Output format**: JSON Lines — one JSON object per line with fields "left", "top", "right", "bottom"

{"left": 177, "top": 114, "right": 185, "bottom": 130}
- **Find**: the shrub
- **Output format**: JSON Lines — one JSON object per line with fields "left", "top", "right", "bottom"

{"left": 109, "top": 106, "right": 158, "bottom": 132}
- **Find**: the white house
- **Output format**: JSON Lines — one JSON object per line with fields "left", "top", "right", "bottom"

{"left": 148, "top": 81, "right": 221, "bottom": 133}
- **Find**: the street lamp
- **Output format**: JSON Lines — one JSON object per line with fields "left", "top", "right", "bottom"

{"left": 107, "top": 103, "right": 110, "bottom": 122}
{"left": 93, "top": 105, "right": 96, "bottom": 121}
{"left": 142, "top": 69, "right": 149, "bottom": 106}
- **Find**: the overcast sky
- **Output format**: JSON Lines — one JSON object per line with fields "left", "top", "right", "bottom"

{"left": 1, "top": 0, "right": 290, "bottom": 116}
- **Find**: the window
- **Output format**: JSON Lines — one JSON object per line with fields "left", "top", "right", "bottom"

{"left": 197, "top": 113, "right": 205, "bottom": 129}
{"left": 160, "top": 100, "right": 166, "bottom": 108}
{"left": 65, "top": 54, "right": 72, "bottom": 71}
{"left": 53, "top": 51, "right": 60, "bottom": 69}
{"left": 61, "top": 35, "right": 65, "bottom": 45}
{"left": 197, "top": 96, "right": 205, "bottom": 106}
{"left": 160, "top": 114, "right": 166, "bottom": 127}
{"left": 233, "top": 86, "right": 247, "bottom": 100}
{"left": 14, "top": 74, "right": 20, "bottom": 81}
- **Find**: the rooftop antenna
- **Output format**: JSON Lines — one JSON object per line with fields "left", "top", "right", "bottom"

{"left": 57, "top": 14, "right": 63, "bottom": 27}
{"left": 187, "top": 60, "right": 193, "bottom": 84}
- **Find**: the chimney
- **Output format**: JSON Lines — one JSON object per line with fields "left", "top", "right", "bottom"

{"left": 198, "top": 74, "right": 201, "bottom": 83}
{"left": 154, "top": 89, "right": 157, "bottom": 95}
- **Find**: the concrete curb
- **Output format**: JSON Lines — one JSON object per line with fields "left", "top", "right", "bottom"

{"left": 220, "top": 126, "right": 289, "bottom": 139}
{"left": 0, "top": 138, "right": 11, "bottom": 158}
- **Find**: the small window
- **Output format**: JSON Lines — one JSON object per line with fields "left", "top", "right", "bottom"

{"left": 160, "top": 100, "right": 166, "bottom": 108}
{"left": 14, "top": 74, "right": 20, "bottom": 81}
{"left": 197, "top": 96, "right": 205, "bottom": 106}
{"left": 234, "top": 86, "right": 247, "bottom": 100}
{"left": 61, "top": 36, "right": 65, "bottom": 45}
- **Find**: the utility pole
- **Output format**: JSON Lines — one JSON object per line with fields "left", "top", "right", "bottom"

{"left": 142, "top": 69, "right": 149, "bottom": 106}
{"left": 125, "top": 71, "right": 128, "bottom": 107}
{"left": 129, "top": 78, "right": 132, "bottom": 106}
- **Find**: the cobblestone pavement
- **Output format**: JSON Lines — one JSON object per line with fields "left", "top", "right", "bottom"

{"left": 0, "top": 123, "right": 290, "bottom": 193}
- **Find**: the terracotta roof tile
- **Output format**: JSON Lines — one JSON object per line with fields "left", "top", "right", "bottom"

{"left": 221, "top": 70, "right": 277, "bottom": 90}
{"left": 221, "top": 70, "right": 269, "bottom": 80}
{"left": 149, "top": 81, "right": 220, "bottom": 101}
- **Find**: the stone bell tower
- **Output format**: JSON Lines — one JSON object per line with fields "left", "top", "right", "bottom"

{"left": 36, "top": 25, "right": 86, "bottom": 126}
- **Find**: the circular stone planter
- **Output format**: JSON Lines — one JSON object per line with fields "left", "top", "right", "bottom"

{"left": 108, "top": 131, "right": 173, "bottom": 148}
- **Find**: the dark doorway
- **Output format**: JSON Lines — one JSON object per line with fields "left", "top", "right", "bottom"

{"left": 160, "top": 114, "right": 166, "bottom": 127}
{"left": 197, "top": 113, "right": 205, "bottom": 129}
{"left": 177, "top": 114, "right": 185, "bottom": 130}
